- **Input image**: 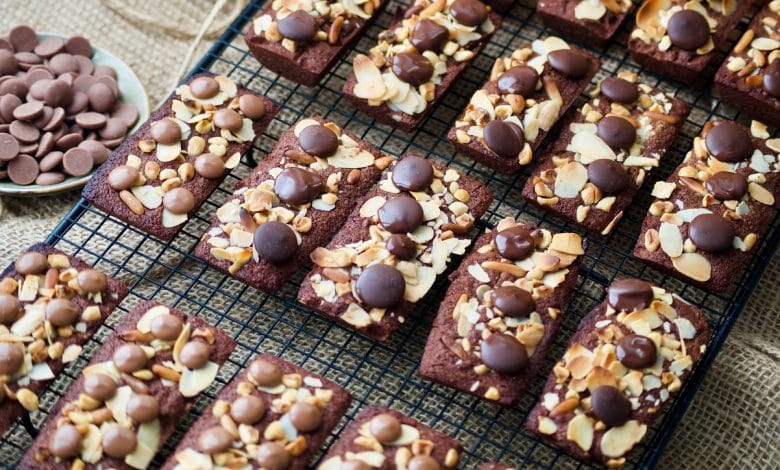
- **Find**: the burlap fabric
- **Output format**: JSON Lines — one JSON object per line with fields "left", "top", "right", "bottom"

{"left": 0, "top": 0, "right": 777, "bottom": 468}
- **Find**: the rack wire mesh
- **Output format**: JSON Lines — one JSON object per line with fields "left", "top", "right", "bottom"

{"left": 1, "top": 0, "right": 778, "bottom": 468}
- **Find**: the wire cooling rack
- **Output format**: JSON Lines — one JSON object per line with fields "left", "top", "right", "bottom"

{"left": 1, "top": 0, "right": 777, "bottom": 468}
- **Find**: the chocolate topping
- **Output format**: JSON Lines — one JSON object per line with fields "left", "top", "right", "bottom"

{"left": 190, "top": 76, "right": 220, "bottom": 99}
{"left": 590, "top": 385, "right": 632, "bottom": 427}
{"left": 764, "top": 63, "right": 780, "bottom": 98}
{"left": 494, "top": 225, "right": 534, "bottom": 260}
{"left": 480, "top": 333, "right": 528, "bottom": 374}
{"left": 386, "top": 234, "right": 417, "bottom": 260}
{"left": 102, "top": 425, "right": 137, "bottom": 458}
{"left": 689, "top": 213, "right": 736, "bottom": 253}
{"left": 194, "top": 153, "right": 225, "bottom": 179}
{"left": 587, "top": 158, "right": 630, "bottom": 194}
{"left": 150, "top": 118, "right": 181, "bottom": 145}
{"left": 492, "top": 285, "right": 535, "bottom": 318}
{"left": 378, "top": 195, "right": 423, "bottom": 233}
{"left": 277, "top": 10, "right": 318, "bottom": 42}
{"left": 600, "top": 77, "right": 639, "bottom": 104}
{"left": 248, "top": 358, "right": 283, "bottom": 387}
{"left": 180, "top": 341, "right": 210, "bottom": 369}
{"left": 230, "top": 395, "right": 266, "bottom": 424}
{"left": 0, "top": 343, "right": 23, "bottom": 375}
{"left": 112, "top": 344, "right": 148, "bottom": 373}
{"left": 0, "top": 294, "right": 21, "bottom": 324}
{"left": 126, "top": 394, "right": 160, "bottom": 423}
{"left": 49, "top": 424, "right": 82, "bottom": 458}
{"left": 197, "top": 426, "right": 234, "bottom": 454}
{"left": 392, "top": 155, "right": 433, "bottom": 191}
{"left": 0, "top": 133, "right": 20, "bottom": 161}
{"left": 667, "top": 10, "right": 710, "bottom": 51}
{"left": 370, "top": 413, "right": 402, "bottom": 443}
{"left": 705, "top": 122, "right": 753, "bottom": 163}
{"left": 107, "top": 165, "right": 140, "bottom": 191}
{"left": 617, "top": 334, "right": 657, "bottom": 369}
{"left": 163, "top": 187, "right": 195, "bottom": 214}
{"left": 274, "top": 167, "right": 324, "bottom": 205}
{"left": 45, "top": 298, "right": 80, "bottom": 327}
{"left": 356, "top": 264, "right": 406, "bottom": 309}
{"left": 408, "top": 454, "right": 441, "bottom": 470}
{"left": 483, "top": 119, "right": 525, "bottom": 158}
{"left": 77, "top": 268, "right": 108, "bottom": 293}
{"left": 256, "top": 442, "right": 291, "bottom": 470}
{"left": 15, "top": 251, "right": 47, "bottom": 274}
{"left": 411, "top": 19, "right": 450, "bottom": 52}
{"left": 450, "top": 0, "right": 488, "bottom": 26}
{"left": 288, "top": 402, "right": 323, "bottom": 432}
{"left": 150, "top": 313, "right": 184, "bottom": 341}
{"left": 239, "top": 94, "right": 266, "bottom": 119}
{"left": 254, "top": 221, "right": 298, "bottom": 264}
{"left": 213, "top": 108, "right": 243, "bottom": 132}
{"left": 607, "top": 279, "right": 654, "bottom": 312}
{"left": 391, "top": 52, "right": 434, "bottom": 86}
{"left": 596, "top": 116, "right": 637, "bottom": 151}
{"left": 497, "top": 65, "right": 539, "bottom": 97}
{"left": 83, "top": 373, "right": 117, "bottom": 401}
{"left": 298, "top": 124, "right": 339, "bottom": 158}
{"left": 547, "top": 49, "right": 589, "bottom": 78}
{"left": 705, "top": 171, "right": 747, "bottom": 201}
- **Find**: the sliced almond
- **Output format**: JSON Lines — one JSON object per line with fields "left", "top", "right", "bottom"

{"left": 353, "top": 54, "right": 386, "bottom": 100}
{"left": 566, "top": 414, "right": 595, "bottom": 451}
{"left": 748, "top": 182, "right": 775, "bottom": 206}
{"left": 671, "top": 252, "right": 712, "bottom": 282}
{"left": 180, "top": 360, "right": 219, "bottom": 397}
{"left": 600, "top": 420, "right": 647, "bottom": 458}
{"left": 554, "top": 161, "right": 588, "bottom": 198}
{"left": 659, "top": 222, "right": 683, "bottom": 258}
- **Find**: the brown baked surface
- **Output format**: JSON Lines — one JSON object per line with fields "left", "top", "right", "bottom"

{"left": 536, "top": 0, "right": 633, "bottom": 47}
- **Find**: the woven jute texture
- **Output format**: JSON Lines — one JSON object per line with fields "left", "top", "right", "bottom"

{"left": 0, "top": 0, "right": 777, "bottom": 468}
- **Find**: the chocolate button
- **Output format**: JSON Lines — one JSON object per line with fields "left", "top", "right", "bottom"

{"left": 239, "top": 94, "right": 266, "bottom": 119}
{"left": 289, "top": 402, "right": 323, "bottom": 432}
{"left": 197, "top": 426, "right": 233, "bottom": 454}
{"left": 150, "top": 118, "right": 181, "bottom": 144}
{"left": 45, "top": 298, "right": 80, "bottom": 327}
{"left": 15, "top": 251, "right": 47, "bottom": 274}
{"left": 689, "top": 213, "right": 735, "bottom": 253}
{"left": 600, "top": 77, "right": 639, "bottom": 104}
{"left": 112, "top": 103, "right": 139, "bottom": 128}
{"left": 0, "top": 78, "right": 28, "bottom": 98}
{"left": 409, "top": 455, "right": 441, "bottom": 470}
{"left": 194, "top": 153, "right": 225, "bottom": 179}
{"left": 667, "top": 10, "right": 710, "bottom": 51}
{"left": 49, "top": 424, "right": 82, "bottom": 458}
{"left": 126, "top": 394, "right": 159, "bottom": 423}
{"left": 705, "top": 122, "right": 753, "bottom": 163}
{"left": 248, "top": 358, "right": 283, "bottom": 386}
{"left": 494, "top": 225, "right": 534, "bottom": 260}
{"left": 298, "top": 124, "right": 339, "bottom": 158}
{"left": 254, "top": 221, "right": 298, "bottom": 264}
{"left": 0, "top": 133, "right": 20, "bottom": 161}
{"left": 391, "top": 52, "right": 434, "bottom": 86}
{"left": 274, "top": 167, "right": 324, "bottom": 205}
{"left": 590, "top": 385, "right": 631, "bottom": 427}
{"left": 0, "top": 294, "right": 21, "bottom": 325}
{"left": 108, "top": 165, "right": 140, "bottom": 190}
{"left": 230, "top": 395, "right": 266, "bottom": 424}
{"left": 342, "top": 460, "right": 371, "bottom": 470}
{"left": 10, "top": 120, "right": 39, "bottom": 143}
{"left": 0, "top": 50, "right": 18, "bottom": 76}
{"left": 34, "top": 37, "right": 64, "bottom": 58}
{"left": 378, "top": 195, "right": 423, "bottom": 233}
{"left": 214, "top": 108, "right": 243, "bottom": 132}
{"left": 492, "top": 285, "right": 535, "bottom": 318}
{"left": 49, "top": 53, "right": 79, "bottom": 75}
{"left": 62, "top": 147, "right": 93, "bottom": 176}
{"left": 411, "top": 19, "right": 450, "bottom": 52}
{"left": 547, "top": 49, "right": 589, "bottom": 78}
{"left": 65, "top": 36, "right": 93, "bottom": 57}
{"left": 483, "top": 119, "right": 525, "bottom": 158}
{"left": 450, "top": 0, "right": 489, "bottom": 26}
{"left": 40, "top": 151, "right": 64, "bottom": 172}
{"left": 256, "top": 442, "right": 291, "bottom": 470}
{"left": 497, "top": 66, "right": 539, "bottom": 97}
{"left": 386, "top": 234, "right": 417, "bottom": 260}
{"left": 83, "top": 373, "right": 117, "bottom": 401}
{"left": 87, "top": 82, "right": 115, "bottom": 113}
{"left": 75, "top": 111, "right": 107, "bottom": 129}
{"left": 102, "top": 426, "right": 137, "bottom": 458}
{"left": 9, "top": 25, "right": 37, "bottom": 52}
{"left": 13, "top": 101, "right": 43, "bottom": 121}
{"left": 370, "top": 413, "right": 402, "bottom": 443}
{"left": 763, "top": 63, "right": 780, "bottom": 98}
{"left": 588, "top": 158, "right": 630, "bottom": 194}
{"left": 77, "top": 269, "right": 107, "bottom": 293}
{"left": 355, "top": 264, "right": 406, "bottom": 308}
{"left": 277, "top": 10, "right": 318, "bottom": 42}
{"left": 617, "top": 334, "right": 657, "bottom": 369}
{"left": 0, "top": 343, "right": 24, "bottom": 375}
{"left": 0, "top": 156, "right": 27, "bottom": 184}
{"left": 43, "top": 79, "right": 73, "bottom": 108}
{"left": 190, "top": 76, "right": 220, "bottom": 99}
{"left": 112, "top": 344, "right": 148, "bottom": 373}
{"left": 151, "top": 313, "right": 183, "bottom": 341}
{"left": 597, "top": 116, "right": 636, "bottom": 151}
{"left": 705, "top": 171, "right": 747, "bottom": 200}
{"left": 391, "top": 155, "right": 433, "bottom": 191}
{"left": 608, "top": 279, "right": 653, "bottom": 312}
{"left": 180, "top": 341, "right": 210, "bottom": 369}
{"left": 480, "top": 333, "right": 528, "bottom": 374}
{"left": 36, "top": 172, "right": 65, "bottom": 186}
{"left": 163, "top": 188, "right": 195, "bottom": 214}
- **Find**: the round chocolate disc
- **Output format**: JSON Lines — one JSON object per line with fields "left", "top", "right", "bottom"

{"left": 483, "top": 119, "right": 525, "bottom": 158}
{"left": 190, "top": 76, "right": 220, "bottom": 99}
{"left": 492, "top": 285, "right": 535, "bottom": 318}
{"left": 600, "top": 77, "right": 639, "bottom": 104}
{"left": 411, "top": 19, "right": 450, "bottom": 52}
{"left": 391, "top": 52, "right": 434, "bottom": 86}
{"left": 298, "top": 124, "right": 339, "bottom": 158}
{"left": 378, "top": 195, "right": 424, "bottom": 234}
{"left": 356, "top": 264, "right": 406, "bottom": 308}
{"left": 213, "top": 108, "right": 243, "bottom": 132}
{"left": 197, "top": 426, "right": 233, "bottom": 454}
{"left": 194, "top": 153, "right": 225, "bottom": 179}
{"left": 667, "top": 10, "right": 710, "bottom": 51}
{"left": 497, "top": 66, "right": 539, "bottom": 97}
{"left": 150, "top": 314, "right": 184, "bottom": 341}
{"left": 248, "top": 358, "right": 283, "bottom": 387}
{"left": 102, "top": 425, "right": 137, "bottom": 458}
{"left": 0, "top": 133, "right": 20, "bottom": 161}
{"left": 590, "top": 385, "right": 632, "bottom": 427}
{"left": 230, "top": 395, "right": 266, "bottom": 424}
{"left": 0, "top": 294, "right": 21, "bottom": 325}
{"left": 15, "top": 251, "right": 47, "bottom": 274}
{"left": 0, "top": 343, "right": 24, "bottom": 375}
{"left": 112, "top": 343, "right": 148, "bottom": 373}
{"left": 150, "top": 118, "right": 181, "bottom": 145}
{"left": 705, "top": 122, "right": 753, "bottom": 163}
{"left": 126, "top": 394, "right": 160, "bottom": 423}
{"left": 409, "top": 455, "right": 441, "bottom": 470}
{"left": 392, "top": 155, "right": 433, "bottom": 191}
{"left": 607, "top": 279, "right": 653, "bottom": 312}
{"left": 480, "top": 333, "right": 528, "bottom": 374}
{"left": 705, "top": 171, "right": 747, "bottom": 201}
{"left": 7, "top": 154, "right": 39, "bottom": 185}
{"left": 597, "top": 116, "right": 637, "bottom": 151}
{"left": 256, "top": 442, "right": 291, "bottom": 470}
{"left": 274, "top": 167, "right": 324, "bottom": 205}
{"left": 688, "top": 213, "right": 735, "bottom": 253}
{"left": 277, "top": 10, "right": 318, "bottom": 42}
{"left": 254, "top": 221, "right": 298, "bottom": 264}
{"left": 83, "top": 372, "right": 117, "bottom": 401}
{"left": 617, "top": 334, "right": 657, "bottom": 369}
{"left": 45, "top": 298, "right": 80, "bottom": 327}
{"left": 62, "top": 147, "right": 93, "bottom": 177}
{"left": 239, "top": 94, "right": 267, "bottom": 120}
{"left": 49, "top": 424, "right": 82, "bottom": 458}
{"left": 386, "top": 234, "right": 417, "bottom": 260}
{"left": 547, "top": 49, "right": 589, "bottom": 78}
{"left": 587, "top": 158, "right": 630, "bottom": 194}
{"left": 763, "top": 63, "right": 780, "bottom": 98}
{"left": 180, "top": 341, "right": 210, "bottom": 369}
{"left": 494, "top": 225, "right": 534, "bottom": 260}
{"left": 289, "top": 402, "right": 323, "bottom": 432}
{"left": 370, "top": 413, "right": 402, "bottom": 443}
{"left": 450, "top": 0, "right": 488, "bottom": 26}
{"left": 78, "top": 269, "right": 108, "bottom": 293}
{"left": 163, "top": 188, "right": 196, "bottom": 214}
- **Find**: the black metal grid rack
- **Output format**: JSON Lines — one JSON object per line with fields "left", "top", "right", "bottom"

{"left": 1, "top": 0, "right": 778, "bottom": 467}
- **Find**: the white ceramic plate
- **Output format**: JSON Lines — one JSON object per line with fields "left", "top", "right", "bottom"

{"left": 0, "top": 32, "right": 149, "bottom": 196}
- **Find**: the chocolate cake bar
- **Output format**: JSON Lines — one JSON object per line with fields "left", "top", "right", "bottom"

{"left": 537, "top": 0, "right": 634, "bottom": 48}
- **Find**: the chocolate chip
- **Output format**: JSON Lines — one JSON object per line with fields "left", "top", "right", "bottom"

{"left": 150, "top": 313, "right": 183, "bottom": 341}
{"left": 411, "top": 19, "right": 450, "bottom": 52}
{"left": 386, "top": 234, "right": 417, "bottom": 260}
{"left": 49, "top": 424, "right": 82, "bottom": 458}
{"left": 494, "top": 225, "right": 534, "bottom": 260}
{"left": 13, "top": 101, "right": 43, "bottom": 121}
{"left": 254, "top": 221, "right": 298, "bottom": 264}
{"left": 43, "top": 78, "right": 73, "bottom": 108}
{"left": 274, "top": 167, "right": 324, "bottom": 205}
{"left": 35, "top": 171, "right": 64, "bottom": 186}
{"left": 480, "top": 333, "right": 528, "bottom": 374}
{"left": 298, "top": 124, "right": 339, "bottom": 158}
{"left": 590, "top": 385, "right": 632, "bottom": 427}
{"left": 150, "top": 118, "right": 181, "bottom": 144}
{"left": 289, "top": 402, "right": 323, "bottom": 432}
{"left": 9, "top": 25, "right": 37, "bottom": 52}
{"left": 0, "top": 95, "right": 22, "bottom": 122}
{"left": 83, "top": 373, "right": 117, "bottom": 401}
{"left": 0, "top": 294, "right": 21, "bottom": 325}
{"left": 370, "top": 413, "right": 402, "bottom": 443}
{"left": 62, "top": 147, "right": 93, "bottom": 176}
{"left": 8, "top": 154, "right": 39, "bottom": 184}
{"left": 9, "top": 120, "right": 39, "bottom": 143}
{"left": 86, "top": 82, "right": 115, "bottom": 113}
{"left": 705, "top": 121, "right": 752, "bottom": 163}
{"left": 75, "top": 111, "right": 106, "bottom": 129}
{"left": 409, "top": 455, "right": 441, "bottom": 470}
{"left": 36, "top": 131, "right": 55, "bottom": 157}
{"left": 190, "top": 76, "right": 220, "bottom": 99}
{"left": 197, "top": 426, "right": 233, "bottom": 454}
{"left": 180, "top": 341, "right": 210, "bottom": 369}
{"left": 49, "top": 53, "right": 79, "bottom": 75}
{"left": 378, "top": 195, "right": 423, "bottom": 233}
{"left": 15, "top": 251, "right": 47, "bottom": 274}
{"left": 239, "top": 94, "right": 266, "bottom": 120}
{"left": 0, "top": 343, "right": 24, "bottom": 375}
{"left": 392, "top": 155, "right": 433, "bottom": 191}
{"left": 0, "top": 50, "right": 17, "bottom": 76}
{"left": 163, "top": 187, "right": 195, "bottom": 214}
{"left": 248, "top": 358, "right": 283, "bottom": 387}
{"left": 103, "top": 425, "right": 137, "bottom": 458}
{"left": 607, "top": 279, "right": 653, "bottom": 312}
{"left": 391, "top": 52, "right": 434, "bottom": 86}
{"left": 39, "top": 150, "right": 63, "bottom": 172}
{"left": 705, "top": 171, "right": 747, "bottom": 200}
{"left": 34, "top": 37, "right": 64, "bottom": 58}
{"left": 547, "top": 49, "right": 589, "bottom": 78}
{"left": 483, "top": 119, "right": 525, "bottom": 158}
{"left": 277, "top": 10, "right": 318, "bottom": 42}
{"left": 194, "top": 153, "right": 225, "bottom": 179}
{"left": 213, "top": 108, "right": 243, "bottom": 132}
{"left": 112, "top": 344, "right": 148, "bottom": 373}
{"left": 492, "top": 285, "right": 535, "bottom": 318}
{"left": 94, "top": 64, "right": 117, "bottom": 79}
{"left": 256, "top": 442, "right": 291, "bottom": 470}
{"left": 98, "top": 117, "right": 127, "bottom": 141}
{"left": 597, "top": 116, "right": 637, "bottom": 151}
{"left": 356, "top": 264, "right": 406, "bottom": 308}
{"left": 43, "top": 106, "right": 65, "bottom": 131}
{"left": 689, "top": 213, "right": 735, "bottom": 253}
{"left": 56, "top": 132, "right": 83, "bottom": 151}
{"left": 588, "top": 158, "right": 630, "bottom": 194}
{"left": 763, "top": 62, "right": 780, "bottom": 98}
{"left": 108, "top": 165, "right": 140, "bottom": 190}
{"left": 230, "top": 395, "right": 266, "bottom": 424}
{"left": 26, "top": 68, "right": 53, "bottom": 87}
{"left": 64, "top": 36, "right": 92, "bottom": 57}
{"left": 601, "top": 77, "right": 639, "bottom": 104}
{"left": 126, "top": 394, "right": 159, "bottom": 423}
{"left": 667, "top": 10, "right": 710, "bottom": 51}
{"left": 497, "top": 65, "right": 539, "bottom": 97}
{"left": 111, "top": 102, "right": 139, "bottom": 128}
{"left": 0, "top": 77, "right": 28, "bottom": 97}
{"left": 0, "top": 133, "right": 19, "bottom": 161}
{"left": 617, "top": 334, "right": 657, "bottom": 369}
{"left": 45, "top": 298, "right": 80, "bottom": 327}
{"left": 450, "top": 0, "right": 489, "bottom": 26}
